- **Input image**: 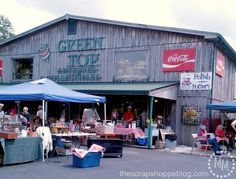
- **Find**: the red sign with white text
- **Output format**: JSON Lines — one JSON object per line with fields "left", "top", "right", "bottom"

{"left": 216, "top": 50, "right": 225, "bottom": 77}
{"left": 162, "top": 48, "right": 196, "bottom": 72}
{"left": 0, "top": 59, "right": 2, "bottom": 77}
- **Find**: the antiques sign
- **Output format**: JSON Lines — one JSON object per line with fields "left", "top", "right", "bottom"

{"left": 180, "top": 72, "right": 212, "bottom": 90}
{"left": 47, "top": 37, "right": 104, "bottom": 82}
{"left": 162, "top": 48, "right": 196, "bottom": 72}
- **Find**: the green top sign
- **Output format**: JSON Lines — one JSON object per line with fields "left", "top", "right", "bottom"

{"left": 58, "top": 37, "right": 104, "bottom": 52}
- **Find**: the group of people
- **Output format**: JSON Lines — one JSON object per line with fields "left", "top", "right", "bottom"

{"left": 0, "top": 103, "right": 44, "bottom": 131}
{"left": 20, "top": 105, "right": 44, "bottom": 131}
{"left": 197, "top": 120, "right": 236, "bottom": 155}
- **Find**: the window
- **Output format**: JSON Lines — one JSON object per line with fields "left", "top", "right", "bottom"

{"left": 12, "top": 58, "right": 33, "bottom": 80}
{"left": 67, "top": 19, "right": 77, "bottom": 35}
{"left": 115, "top": 50, "right": 149, "bottom": 81}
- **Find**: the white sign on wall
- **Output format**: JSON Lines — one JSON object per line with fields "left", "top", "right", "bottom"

{"left": 180, "top": 72, "right": 212, "bottom": 90}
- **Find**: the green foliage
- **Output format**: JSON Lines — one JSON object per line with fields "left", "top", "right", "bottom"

{"left": 0, "top": 15, "right": 14, "bottom": 40}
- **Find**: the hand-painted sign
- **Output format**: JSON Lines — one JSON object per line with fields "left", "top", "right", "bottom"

{"left": 47, "top": 37, "right": 105, "bottom": 82}
{"left": 216, "top": 50, "right": 225, "bottom": 77}
{"left": 58, "top": 37, "right": 104, "bottom": 52}
{"left": 180, "top": 72, "right": 212, "bottom": 90}
{"left": 162, "top": 48, "right": 196, "bottom": 72}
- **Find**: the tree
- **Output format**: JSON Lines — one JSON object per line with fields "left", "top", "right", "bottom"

{"left": 0, "top": 15, "right": 14, "bottom": 40}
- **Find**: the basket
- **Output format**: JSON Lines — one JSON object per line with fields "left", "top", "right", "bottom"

{"left": 73, "top": 152, "right": 101, "bottom": 168}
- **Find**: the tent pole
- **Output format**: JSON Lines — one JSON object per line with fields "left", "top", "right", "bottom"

{"left": 16, "top": 101, "right": 20, "bottom": 122}
{"left": 68, "top": 102, "right": 71, "bottom": 120}
{"left": 42, "top": 100, "right": 45, "bottom": 128}
{"left": 45, "top": 101, "right": 48, "bottom": 125}
{"left": 42, "top": 100, "right": 45, "bottom": 162}
{"left": 104, "top": 103, "right": 107, "bottom": 124}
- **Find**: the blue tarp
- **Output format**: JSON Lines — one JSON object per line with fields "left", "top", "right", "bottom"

{"left": 206, "top": 101, "right": 236, "bottom": 112}
{"left": 0, "top": 78, "right": 106, "bottom": 103}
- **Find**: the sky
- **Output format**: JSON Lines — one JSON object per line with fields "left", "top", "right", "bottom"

{"left": 1, "top": 0, "right": 236, "bottom": 50}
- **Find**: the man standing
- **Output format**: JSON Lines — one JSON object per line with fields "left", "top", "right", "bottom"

{"left": 122, "top": 106, "right": 134, "bottom": 128}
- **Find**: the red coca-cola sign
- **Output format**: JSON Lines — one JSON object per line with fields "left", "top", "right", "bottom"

{"left": 162, "top": 48, "right": 196, "bottom": 72}
{"left": 216, "top": 50, "right": 224, "bottom": 77}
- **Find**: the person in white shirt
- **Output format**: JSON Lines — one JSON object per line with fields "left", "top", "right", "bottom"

{"left": 36, "top": 105, "right": 44, "bottom": 121}
{"left": 231, "top": 119, "right": 236, "bottom": 132}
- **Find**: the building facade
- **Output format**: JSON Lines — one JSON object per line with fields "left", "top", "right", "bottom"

{"left": 1, "top": 14, "right": 236, "bottom": 145}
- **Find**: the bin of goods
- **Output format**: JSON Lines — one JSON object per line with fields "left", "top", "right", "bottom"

{"left": 165, "top": 134, "right": 177, "bottom": 149}
{"left": 72, "top": 144, "right": 105, "bottom": 168}
{"left": 73, "top": 152, "right": 102, "bottom": 168}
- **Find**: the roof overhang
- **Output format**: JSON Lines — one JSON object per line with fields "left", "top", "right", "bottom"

{"left": 62, "top": 82, "right": 179, "bottom": 100}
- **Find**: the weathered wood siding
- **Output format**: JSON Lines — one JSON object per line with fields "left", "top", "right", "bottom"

{"left": 1, "top": 18, "right": 236, "bottom": 146}
{"left": 0, "top": 20, "right": 205, "bottom": 83}
{"left": 212, "top": 51, "right": 236, "bottom": 102}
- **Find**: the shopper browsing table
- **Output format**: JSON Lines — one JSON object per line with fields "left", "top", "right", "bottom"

{"left": 20, "top": 106, "right": 30, "bottom": 127}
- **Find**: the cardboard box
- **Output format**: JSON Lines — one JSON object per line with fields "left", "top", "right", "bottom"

{"left": 0, "top": 131, "right": 18, "bottom": 139}
{"left": 50, "top": 126, "right": 69, "bottom": 134}
{"left": 144, "top": 128, "right": 159, "bottom": 137}
{"left": 101, "top": 125, "right": 114, "bottom": 134}
{"left": 56, "top": 147, "right": 72, "bottom": 156}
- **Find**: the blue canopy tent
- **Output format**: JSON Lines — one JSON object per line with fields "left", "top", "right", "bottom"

{"left": 0, "top": 78, "right": 105, "bottom": 103}
{"left": 0, "top": 78, "right": 106, "bottom": 161}
{"left": 206, "top": 101, "right": 236, "bottom": 112}
{"left": 0, "top": 78, "right": 106, "bottom": 122}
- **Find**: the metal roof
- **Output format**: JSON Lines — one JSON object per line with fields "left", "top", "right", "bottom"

{"left": 62, "top": 82, "right": 178, "bottom": 95}
{"left": 0, "top": 14, "right": 236, "bottom": 60}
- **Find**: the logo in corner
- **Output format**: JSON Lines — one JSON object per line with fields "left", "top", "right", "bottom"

{"left": 39, "top": 43, "right": 51, "bottom": 62}
{"left": 208, "top": 151, "right": 235, "bottom": 178}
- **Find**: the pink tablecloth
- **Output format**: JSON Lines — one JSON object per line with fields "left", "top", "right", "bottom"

{"left": 114, "top": 127, "right": 145, "bottom": 138}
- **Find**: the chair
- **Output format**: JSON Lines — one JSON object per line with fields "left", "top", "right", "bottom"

{"left": 191, "top": 133, "right": 212, "bottom": 154}
{"left": 49, "top": 135, "right": 74, "bottom": 161}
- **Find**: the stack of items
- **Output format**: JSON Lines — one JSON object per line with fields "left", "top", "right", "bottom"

{"left": 0, "top": 131, "right": 18, "bottom": 139}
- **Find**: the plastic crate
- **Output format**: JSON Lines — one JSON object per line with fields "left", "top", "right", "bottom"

{"left": 137, "top": 137, "right": 148, "bottom": 146}
{"left": 73, "top": 152, "right": 101, "bottom": 168}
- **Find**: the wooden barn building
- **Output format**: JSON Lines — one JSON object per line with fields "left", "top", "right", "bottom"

{"left": 1, "top": 14, "right": 236, "bottom": 146}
